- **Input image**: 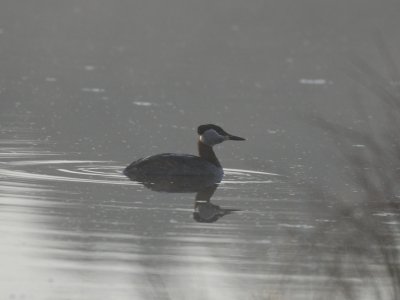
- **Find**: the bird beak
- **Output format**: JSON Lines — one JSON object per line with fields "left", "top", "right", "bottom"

{"left": 227, "top": 134, "right": 246, "bottom": 141}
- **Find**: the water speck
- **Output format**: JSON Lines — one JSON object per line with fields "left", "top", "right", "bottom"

{"left": 255, "top": 239, "right": 271, "bottom": 244}
{"left": 286, "top": 57, "right": 294, "bottom": 64}
{"left": 0, "top": 28, "right": 4, "bottom": 35}
{"left": 299, "top": 78, "right": 330, "bottom": 85}
{"left": 315, "top": 219, "right": 336, "bottom": 223}
{"left": 133, "top": 101, "right": 153, "bottom": 107}
{"left": 352, "top": 144, "right": 366, "bottom": 148}
{"left": 45, "top": 77, "right": 57, "bottom": 82}
{"left": 254, "top": 82, "right": 263, "bottom": 89}
{"left": 279, "top": 223, "right": 314, "bottom": 229}
{"left": 373, "top": 212, "right": 399, "bottom": 217}
{"left": 171, "top": 125, "right": 188, "bottom": 130}
{"left": 383, "top": 221, "right": 399, "bottom": 225}
{"left": 84, "top": 65, "right": 96, "bottom": 71}
{"left": 82, "top": 88, "right": 105, "bottom": 93}
{"left": 231, "top": 24, "right": 240, "bottom": 31}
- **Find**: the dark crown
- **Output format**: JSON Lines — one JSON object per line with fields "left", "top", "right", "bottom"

{"left": 197, "top": 124, "right": 227, "bottom": 135}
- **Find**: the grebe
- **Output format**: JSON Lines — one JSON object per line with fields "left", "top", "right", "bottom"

{"left": 123, "top": 124, "right": 245, "bottom": 179}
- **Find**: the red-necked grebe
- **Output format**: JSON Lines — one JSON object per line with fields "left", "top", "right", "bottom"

{"left": 123, "top": 124, "right": 245, "bottom": 178}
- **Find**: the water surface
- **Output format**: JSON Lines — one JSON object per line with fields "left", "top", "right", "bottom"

{"left": 1, "top": 1, "right": 400, "bottom": 299}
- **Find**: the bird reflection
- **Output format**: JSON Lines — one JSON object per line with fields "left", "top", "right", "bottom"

{"left": 124, "top": 173, "right": 239, "bottom": 222}
{"left": 193, "top": 185, "right": 240, "bottom": 222}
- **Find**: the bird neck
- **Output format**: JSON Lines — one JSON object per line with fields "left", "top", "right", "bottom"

{"left": 198, "top": 140, "right": 221, "bottom": 168}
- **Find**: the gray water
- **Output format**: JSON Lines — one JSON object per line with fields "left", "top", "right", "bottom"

{"left": 1, "top": 1, "right": 400, "bottom": 299}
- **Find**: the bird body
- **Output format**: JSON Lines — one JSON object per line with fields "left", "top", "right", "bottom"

{"left": 124, "top": 153, "right": 223, "bottom": 177}
{"left": 124, "top": 124, "right": 245, "bottom": 180}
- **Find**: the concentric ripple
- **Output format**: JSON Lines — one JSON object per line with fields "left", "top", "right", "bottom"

{"left": 223, "top": 168, "right": 281, "bottom": 184}
{"left": 0, "top": 159, "right": 281, "bottom": 187}
{"left": 1, "top": 160, "right": 132, "bottom": 185}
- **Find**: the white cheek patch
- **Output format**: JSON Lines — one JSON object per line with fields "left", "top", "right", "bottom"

{"left": 200, "top": 129, "right": 225, "bottom": 146}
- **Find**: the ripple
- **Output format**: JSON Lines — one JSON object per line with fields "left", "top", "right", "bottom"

{"left": 0, "top": 160, "right": 133, "bottom": 186}
{"left": 0, "top": 159, "right": 281, "bottom": 187}
{"left": 223, "top": 168, "right": 282, "bottom": 184}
